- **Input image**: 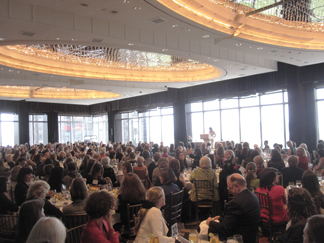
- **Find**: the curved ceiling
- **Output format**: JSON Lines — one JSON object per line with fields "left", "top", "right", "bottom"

{"left": 0, "top": 0, "right": 323, "bottom": 105}
{"left": 0, "top": 44, "right": 222, "bottom": 82}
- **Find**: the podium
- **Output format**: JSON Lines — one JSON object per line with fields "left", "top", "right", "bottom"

{"left": 200, "top": 134, "right": 213, "bottom": 144}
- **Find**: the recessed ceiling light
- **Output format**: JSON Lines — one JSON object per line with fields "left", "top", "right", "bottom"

{"left": 0, "top": 38, "right": 5, "bottom": 41}
{"left": 133, "top": 6, "right": 141, "bottom": 10}
{"left": 257, "top": 47, "right": 263, "bottom": 50}
{"left": 128, "top": 43, "right": 133, "bottom": 46}
{"left": 123, "top": 0, "right": 130, "bottom": 3}
{"left": 249, "top": 46, "right": 252, "bottom": 48}
{"left": 203, "top": 35, "right": 209, "bottom": 38}
{"left": 214, "top": 59, "right": 219, "bottom": 62}
{"left": 185, "top": 28, "right": 190, "bottom": 31}
{"left": 8, "top": 70, "right": 13, "bottom": 72}
{"left": 172, "top": 24, "right": 178, "bottom": 28}
{"left": 17, "top": 71, "right": 21, "bottom": 73}
{"left": 71, "top": 38, "right": 77, "bottom": 41}
{"left": 162, "top": 49, "right": 168, "bottom": 52}
{"left": 56, "top": 38, "right": 61, "bottom": 40}
{"left": 236, "top": 43, "right": 242, "bottom": 46}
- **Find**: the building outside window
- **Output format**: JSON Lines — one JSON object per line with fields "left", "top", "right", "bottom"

{"left": 186, "top": 90, "right": 289, "bottom": 148}
{"left": 117, "top": 107, "right": 174, "bottom": 145}
{"left": 58, "top": 114, "right": 108, "bottom": 143}
{"left": 29, "top": 114, "right": 48, "bottom": 145}
{"left": 0, "top": 113, "right": 19, "bottom": 146}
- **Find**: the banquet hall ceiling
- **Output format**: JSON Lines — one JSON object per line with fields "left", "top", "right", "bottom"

{"left": 0, "top": 0, "right": 323, "bottom": 105}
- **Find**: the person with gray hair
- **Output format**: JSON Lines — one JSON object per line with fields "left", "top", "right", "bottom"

{"left": 189, "top": 156, "right": 219, "bottom": 205}
{"left": 207, "top": 173, "right": 260, "bottom": 243}
{"left": 280, "top": 155, "right": 304, "bottom": 187}
{"left": 26, "top": 217, "right": 66, "bottom": 243}
{"left": 27, "top": 180, "right": 62, "bottom": 219}
{"left": 102, "top": 156, "right": 118, "bottom": 187}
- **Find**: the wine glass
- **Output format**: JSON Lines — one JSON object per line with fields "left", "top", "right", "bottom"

{"left": 233, "top": 234, "right": 243, "bottom": 243}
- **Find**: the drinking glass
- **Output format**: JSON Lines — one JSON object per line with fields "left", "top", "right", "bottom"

{"left": 233, "top": 234, "right": 243, "bottom": 243}
{"left": 296, "top": 180, "right": 302, "bottom": 188}
{"left": 210, "top": 234, "right": 219, "bottom": 243}
{"left": 189, "top": 229, "right": 198, "bottom": 243}
{"left": 289, "top": 182, "right": 294, "bottom": 189}
{"left": 227, "top": 237, "right": 236, "bottom": 243}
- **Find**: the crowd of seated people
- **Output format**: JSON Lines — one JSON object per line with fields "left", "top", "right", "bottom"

{"left": 0, "top": 139, "right": 324, "bottom": 243}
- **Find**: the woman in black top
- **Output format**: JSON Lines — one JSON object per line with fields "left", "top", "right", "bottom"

{"left": 284, "top": 188, "right": 316, "bottom": 243}
{"left": 15, "top": 199, "right": 44, "bottom": 243}
{"left": 267, "top": 149, "right": 285, "bottom": 171}
{"left": 0, "top": 176, "right": 18, "bottom": 214}
{"left": 175, "top": 149, "right": 188, "bottom": 172}
{"left": 116, "top": 173, "right": 146, "bottom": 231}
{"left": 302, "top": 170, "right": 324, "bottom": 212}
{"left": 15, "top": 167, "right": 33, "bottom": 206}
{"left": 189, "top": 147, "right": 202, "bottom": 169}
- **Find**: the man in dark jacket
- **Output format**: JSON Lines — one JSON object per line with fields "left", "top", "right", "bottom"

{"left": 281, "top": 155, "right": 304, "bottom": 188}
{"left": 207, "top": 173, "right": 260, "bottom": 243}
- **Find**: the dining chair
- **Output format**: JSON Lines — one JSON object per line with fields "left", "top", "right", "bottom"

{"left": 62, "top": 213, "right": 88, "bottom": 230}
{"left": 126, "top": 203, "right": 142, "bottom": 240}
{"left": 166, "top": 188, "right": 184, "bottom": 236}
{"left": 66, "top": 224, "right": 85, "bottom": 243}
{"left": 192, "top": 178, "right": 215, "bottom": 227}
{"left": 0, "top": 214, "right": 18, "bottom": 243}
{"left": 255, "top": 191, "right": 285, "bottom": 243}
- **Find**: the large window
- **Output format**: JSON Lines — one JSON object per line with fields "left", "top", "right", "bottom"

{"left": 117, "top": 107, "right": 174, "bottom": 145}
{"left": 29, "top": 114, "right": 48, "bottom": 145}
{"left": 316, "top": 87, "right": 324, "bottom": 140}
{"left": 58, "top": 114, "right": 108, "bottom": 143}
{"left": 186, "top": 90, "right": 289, "bottom": 147}
{"left": 0, "top": 113, "right": 19, "bottom": 146}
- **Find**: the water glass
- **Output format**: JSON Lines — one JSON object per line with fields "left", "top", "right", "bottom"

{"left": 227, "top": 237, "right": 236, "bottom": 243}
{"left": 189, "top": 229, "right": 198, "bottom": 243}
{"left": 233, "top": 234, "right": 243, "bottom": 243}
{"left": 296, "top": 180, "right": 302, "bottom": 188}
{"left": 289, "top": 182, "right": 294, "bottom": 189}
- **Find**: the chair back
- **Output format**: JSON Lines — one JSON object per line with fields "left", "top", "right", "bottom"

{"left": 193, "top": 178, "right": 215, "bottom": 202}
{"left": 62, "top": 213, "right": 88, "bottom": 229}
{"left": 254, "top": 191, "right": 272, "bottom": 223}
{"left": 127, "top": 203, "right": 142, "bottom": 239}
{"left": 0, "top": 214, "right": 17, "bottom": 242}
{"left": 167, "top": 189, "right": 183, "bottom": 232}
{"left": 66, "top": 224, "right": 85, "bottom": 243}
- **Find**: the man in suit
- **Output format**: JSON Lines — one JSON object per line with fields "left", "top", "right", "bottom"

{"left": 281, "top": 155, "right": 304, "bottom": 187}
{"left": 207, "top": 173, "right": 260, "bottom": 243}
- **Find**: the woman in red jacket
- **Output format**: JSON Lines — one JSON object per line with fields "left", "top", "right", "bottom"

{"left": 81, "top": 191, "right": 119, "bottom": 243}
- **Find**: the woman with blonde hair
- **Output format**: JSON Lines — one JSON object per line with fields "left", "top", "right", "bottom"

{"left": 26, "top": 217, "right": 66, "bottom": 243}
{"left": 296, "top": 147, "right": 309, "bottom": 171}
{"left": 135, "top": 187, "right": 174, "bottom": 243}
{"left": 27, "top": 180, "right": 62, "bottom": 219}
{"left": 245, "top": 162, "right": 259, "bottom": 191}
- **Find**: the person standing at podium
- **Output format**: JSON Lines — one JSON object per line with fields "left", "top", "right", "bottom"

{"left": 209, "top": 127, "right": 216, "bottom": 148}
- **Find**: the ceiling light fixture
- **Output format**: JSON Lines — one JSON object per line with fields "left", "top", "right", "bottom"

{"left": 128, "top": 43, "right": 133, "bottom": 46}
{"left": 162, "top": 49, "right": 168, "bottom": 52}
{"left": 236, "top": 43, "right": 242, "bottom": 46}
{"left": 185, "top": 28, "right": 190, "bottom": 31}
{"left": 171, "top": 24, "right": 178, "bottom": 27}
{"left": 257, "top": 47, "right": 263, "bottom": 50}
{"left": 123, "top": 0, "right": 130, "bottom": 3}
{"left": 0, "top": 38, "right": 5, "bottom": 41}
{"left": 203, "top": 35, "right": 209, "bottom": 38}
{"left": 133, "top": 6, "right": 141, "bottom": 10}
{"left": 0, "top": 44, "right": 222, "bottom": 83}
